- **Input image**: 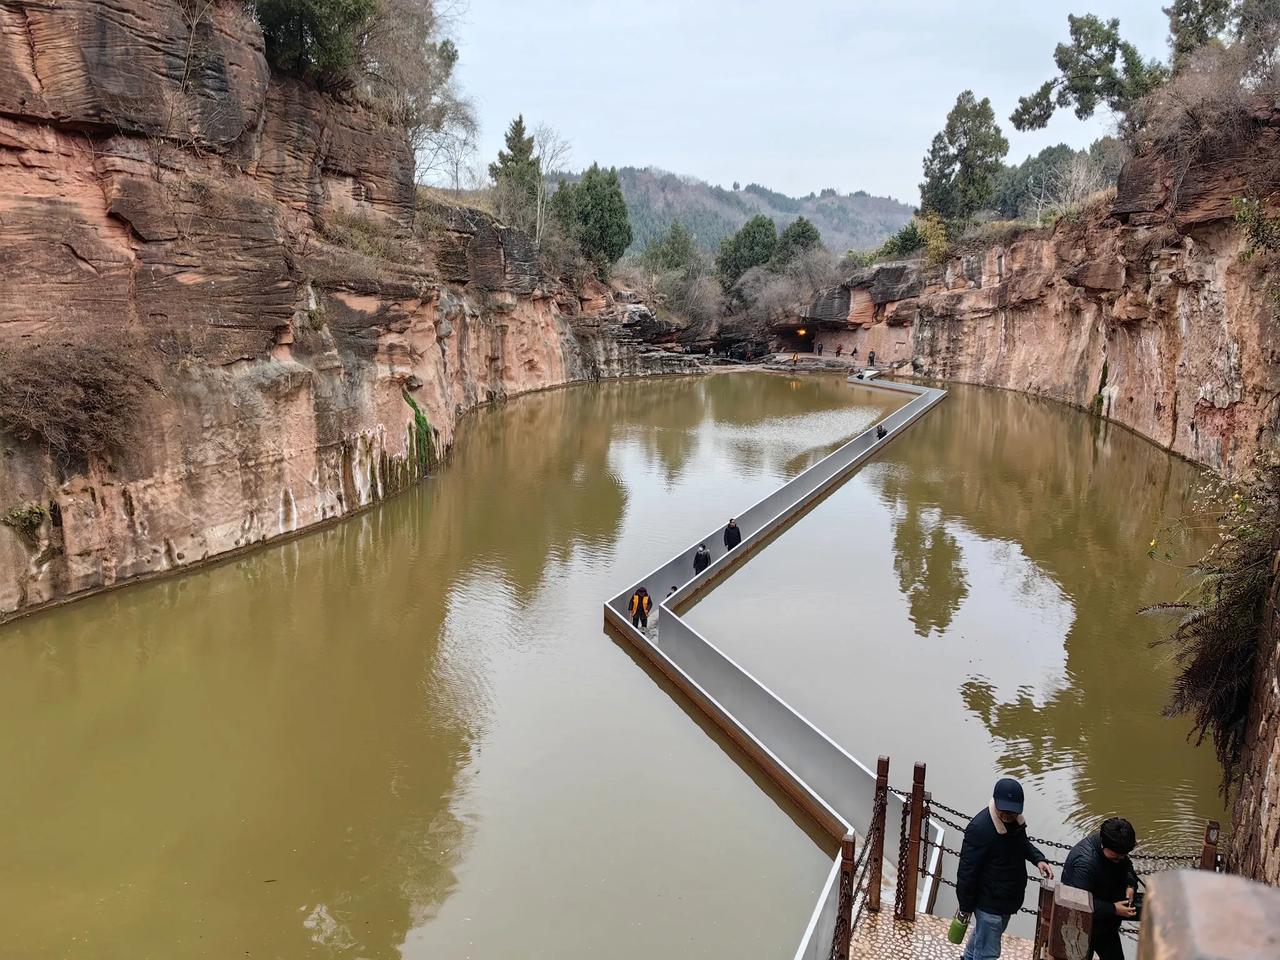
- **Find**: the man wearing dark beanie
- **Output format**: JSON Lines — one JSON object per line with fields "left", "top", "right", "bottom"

{"left": 955, "top": 778, "right": 1054, "bottom": 959}
{"left": 1062, "top": 817, "right": 1140, "bottom": 959}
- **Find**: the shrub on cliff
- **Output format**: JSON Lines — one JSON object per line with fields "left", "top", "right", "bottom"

{"left": 715, "top": 215, "right": 777, "bottom": 289}
{"left": 253, "top": 0, "right": 379, "bottom": 87}
{"left": 0, "top": 340, "right": 153, "bottom": 464}
{"left": 1147, "top": 457, "right": 1280, "bottom": 791}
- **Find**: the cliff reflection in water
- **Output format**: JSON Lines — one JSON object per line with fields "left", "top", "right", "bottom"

{"left": 0, "top": 372, "right": 893, "bottom": 960}
{"left": 688, "top": 382, "right": 1225, "bottom": 852}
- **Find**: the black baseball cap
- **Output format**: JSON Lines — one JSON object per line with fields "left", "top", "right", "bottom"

{"left": 993, "top": 777, "right": 1024, "bottom": 814}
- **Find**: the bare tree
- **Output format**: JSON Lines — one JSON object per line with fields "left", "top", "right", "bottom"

{"left": 1045, "top": 152, "right": 1106, "bottom": 217}
{"left": 532, "top": 123, "right": 571, "bottom": 248}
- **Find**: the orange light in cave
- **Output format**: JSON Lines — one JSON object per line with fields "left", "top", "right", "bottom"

{"left": 796, "top": 328, "right": 807, "bottom": 336}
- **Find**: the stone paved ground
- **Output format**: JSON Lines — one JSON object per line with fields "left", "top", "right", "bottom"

{"left": 851, "top": 913, "right": 1034, "bottom": 960}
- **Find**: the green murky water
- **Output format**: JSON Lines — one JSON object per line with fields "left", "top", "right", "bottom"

{"left": 1, "top": 373, "right": 905, "bottom": 960}
{"left": 688, "top": 381, "right": 1226, "bottom": 863}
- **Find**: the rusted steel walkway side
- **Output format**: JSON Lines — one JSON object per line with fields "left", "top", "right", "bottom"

{"left": 851, "top": 913, "right": 1033, "bottom": 960}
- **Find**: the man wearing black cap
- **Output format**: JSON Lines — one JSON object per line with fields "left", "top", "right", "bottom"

{"left": 1061, "top": 817, "right": 1140, "bottom": 960}
{"left": 955, "top": 778, "right": 1054, "bottom": 960}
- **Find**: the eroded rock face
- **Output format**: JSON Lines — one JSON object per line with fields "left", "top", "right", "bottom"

{"left": 809, "top": 122, "right": 1280, "bottom": 478}
{"left": 0, "top": 4, "right": 696, "bottom": 620}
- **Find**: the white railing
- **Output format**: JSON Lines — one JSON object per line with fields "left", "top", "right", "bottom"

{"left": 603, "top": 377, "right": 948, "bottom": 957}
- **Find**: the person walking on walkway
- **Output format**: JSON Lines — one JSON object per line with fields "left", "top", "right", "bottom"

{"left": 1061, "top": 818, "right": 1139, "bottom": 960}
{"left": 834, "top": 343, "right": 843, "bottom": 358}
{"left": 956, "top": 778, "right": 1054, "bottom": 960}
{"left": 723, "top": 519, "right": 742, "bottom": 552}
{"left": 693, "top": 543, "right": 711, "bottom": 575}
{"left": 816, "top": 342, "right": 824, "bottom": 356}
{"left": 628, "top": 587, "right": 652, "bottom": 629}
{"left": 868, "top": 349, "right": 876, "bottom": 368}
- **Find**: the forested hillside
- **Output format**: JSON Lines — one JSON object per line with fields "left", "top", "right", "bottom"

{"left": 576, "top": 167, "right": 915, "bottom": 254}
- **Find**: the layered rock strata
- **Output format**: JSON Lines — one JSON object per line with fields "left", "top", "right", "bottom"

{"left": 808, "top": 108, "right": 1280, "bottom": 478}
{"left": 0, "top": 1, "right": 697, "bottom": 619}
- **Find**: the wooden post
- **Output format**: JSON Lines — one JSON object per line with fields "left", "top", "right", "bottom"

{"left": 867, "top": 755, "right": 889, "bottom": 914}
{"left": 834, "top": 831, "right": 856, "bottom": 960}
{"left": 1045, "top": 883, "right": 1092, "bottom": 960}
{"left": 1032, "top": 880, "right": 1054, "bottom": 959}
{"left": 1199, "top": 819, "right": 1221, "bottom": 871}
{"left": 900, "top": 761, "right": 925, "bottom": 922}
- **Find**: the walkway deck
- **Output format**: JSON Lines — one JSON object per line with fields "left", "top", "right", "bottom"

{"left": 851, "top": 913, "right": 1033, "bottom": 960}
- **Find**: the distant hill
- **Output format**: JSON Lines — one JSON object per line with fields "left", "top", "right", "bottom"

{"left": 602, "top": 167, "right": 915, "bottom": 255}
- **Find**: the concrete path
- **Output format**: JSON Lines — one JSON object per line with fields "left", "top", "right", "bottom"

{"left": 851, "top": 913, "right": 1033, "bottom": 960}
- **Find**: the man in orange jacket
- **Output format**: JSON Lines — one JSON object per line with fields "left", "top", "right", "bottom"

{"left": 628, "top": 587, "right": 652, "bottom": 628}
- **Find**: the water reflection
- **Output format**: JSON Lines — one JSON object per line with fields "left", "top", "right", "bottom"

{"left": 0, "top": 372, "right": 892, "bottom": 960}
{"left": 687, "top": 383, "right": 1224, "bottom": 864}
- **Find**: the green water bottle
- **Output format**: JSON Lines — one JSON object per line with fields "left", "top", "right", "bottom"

{"left": 948, "top": 910, "right": 970, "bottom": 945}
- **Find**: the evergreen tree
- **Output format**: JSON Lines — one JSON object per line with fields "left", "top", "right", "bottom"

{"left": 254, "top": 0, "right": 379, "bottom": 86}
{"left": 1165, "top": 0, "right": 1235, "bottom": 65}
{"left": 1011, "top": 14, "right": 1168, "bottom": 131}
{"left": 550, "top": 164, "right": 633, "bottom": 276}
{"left": 489, "top": 115, "right": 540, "bottom": 223}
{"left": 642, "top": 220, "right": 696, "bottom": 271}
{"left": 773, "top": 216, "right": 822, "bottom": 266}
{"left": 715, "top": 215, "right": 777, "bottom": 289}
{"left": 919, "top": 91, "right": 1009, "bottom": 223}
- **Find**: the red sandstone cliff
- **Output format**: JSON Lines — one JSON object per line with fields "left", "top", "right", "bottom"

{"left": 808, "top": 107, "right": 1280, "bottom": 478}
{"left": 0, "top": 1, "right": 694, "bottom": 619}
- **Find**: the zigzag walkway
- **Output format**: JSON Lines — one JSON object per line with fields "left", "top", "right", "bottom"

{"left": 604, "top": 377, "right": 948, "bottom": 959}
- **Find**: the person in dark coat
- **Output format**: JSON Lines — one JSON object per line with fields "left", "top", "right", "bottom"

{"left": 1061, "top": 818, "right": 1139, "bottom": 960}
{"left": 628, "top": 587, "right": 652, "bottom": 628}
{"left": 868, "top": 349, "right": 876, "bottom": 367}
{"left": 693, "top": 544, "right": 712, "bottom": 575}
{"left": 723, "top": 519, "right": 742, "bottom": 551}
{"left": 956, "top": 778, "right": 1054, "bottom": 960}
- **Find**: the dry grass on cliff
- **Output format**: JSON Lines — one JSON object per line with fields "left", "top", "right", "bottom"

{"left": 320, "top": 210, "right": 423, "bottom": 265}
{"left": 0, "top": 338, "right": 154, "bottom": 463}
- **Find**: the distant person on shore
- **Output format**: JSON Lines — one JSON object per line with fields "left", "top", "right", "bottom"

{"left": 791, "top": 352, "right": 798, "bottom": 366}
{"left": 1061, "top": 818, "right": 1139, "bottom": 960}
{"left": 816, "top": 342, "right": 824, "bottom": 356}
{"left": 955, "top": 778, "right": 1054, "bottom": 960}
{"left": 628, "top": 587, "right": 652, "bottom": 629}
{"left": 724, "top": 519, "right": 742, "bottom": 551}
{"left": 834, "top": 344, "right": 843, "bottom": 358}
{"left": 851, "top": 346, "right": 858, "bottom": 362}
{"left": 868, "top": 349, "right": 876, "bottom": 367}
{"left": 693, "top": 544, "right": 711, "bottom": 575}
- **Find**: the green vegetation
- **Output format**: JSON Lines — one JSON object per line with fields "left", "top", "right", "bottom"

{"left": 919, "top": 90, "right": 1009, "bottom": 224}
{"left": 253, "top": 0, "right": 379, "bottom": 86}
{"left": 1233, "top": 196, "right": 1280, "bottom": 260}
{"left": 1011, "top": 14, "right": 1168, "bottom": 132}
{"left": 1147, "top": 459, "right": 1279, "bottom": 789}
{"left": 3, "top": 503, "right": 46, "bottom": 546}
{"left": 488, "top": 114, "right": 539, "bottom": 230}
{"left": 640, "top": 220, "right": 697, "bottom": 272}
{"left": 402, "top": 391, "right": 435, "bottom": 475}
{"left": 772, "top": 216, "right": 821, "bottom": 267}
{"left": 548, "top": 164, "right": 633, "bottom": 277}
{"left": 715, "top": 215, "right": 777, "bottom": 289}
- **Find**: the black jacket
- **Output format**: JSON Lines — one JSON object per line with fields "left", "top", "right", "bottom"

{"left": 1061, "top": 833, "right": 1138, "bottom": 930}
{"left": 693, "top": 548, "right": 711, "bottom": 574}
{"left": 956, "top": 804, "right": 1047, "bottom": 916}
{"left": 724, "top": 524, "right": 742, "bottom": 549}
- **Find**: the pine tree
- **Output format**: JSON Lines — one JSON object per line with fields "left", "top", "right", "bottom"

{"left": 489, "top": 115, "right": 540, "bottom": 227}
{"left": 773, "top": 216, "right": 822, "bottom": 266}
{"left": 918, "top": 91, "right": 1009, "bottom": 223}
{"left": 550, "top": 164, "right": 633, "bottom": 276}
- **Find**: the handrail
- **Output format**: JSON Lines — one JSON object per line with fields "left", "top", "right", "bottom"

{"left": 602, "top": 376, "right": 948, "bottom": 957}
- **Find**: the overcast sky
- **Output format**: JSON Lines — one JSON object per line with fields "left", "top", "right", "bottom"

{"left": 452, "top": 1, "right": 1171, "bottom": 206}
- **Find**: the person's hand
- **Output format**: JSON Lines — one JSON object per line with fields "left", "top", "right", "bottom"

{"left": 1114, "top": 900, "right": 1138, "bottom": 919}
{"left": 1036, "top": 861, "right": 1054, "bottom": 880}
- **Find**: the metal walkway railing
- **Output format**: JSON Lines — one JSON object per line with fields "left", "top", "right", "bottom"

{"left": 602, "top": 377, "right": 948, "bottom": 959}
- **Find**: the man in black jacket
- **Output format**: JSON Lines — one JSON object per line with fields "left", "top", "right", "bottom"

{"left": 1061, "top": 818, "right": 1139, "bottom": 960}
{"left": 956, "top": 778, "right": 1054, "bottom": 960}
{"left": 723, "top": 519, "right": 742, "bottom": 551}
